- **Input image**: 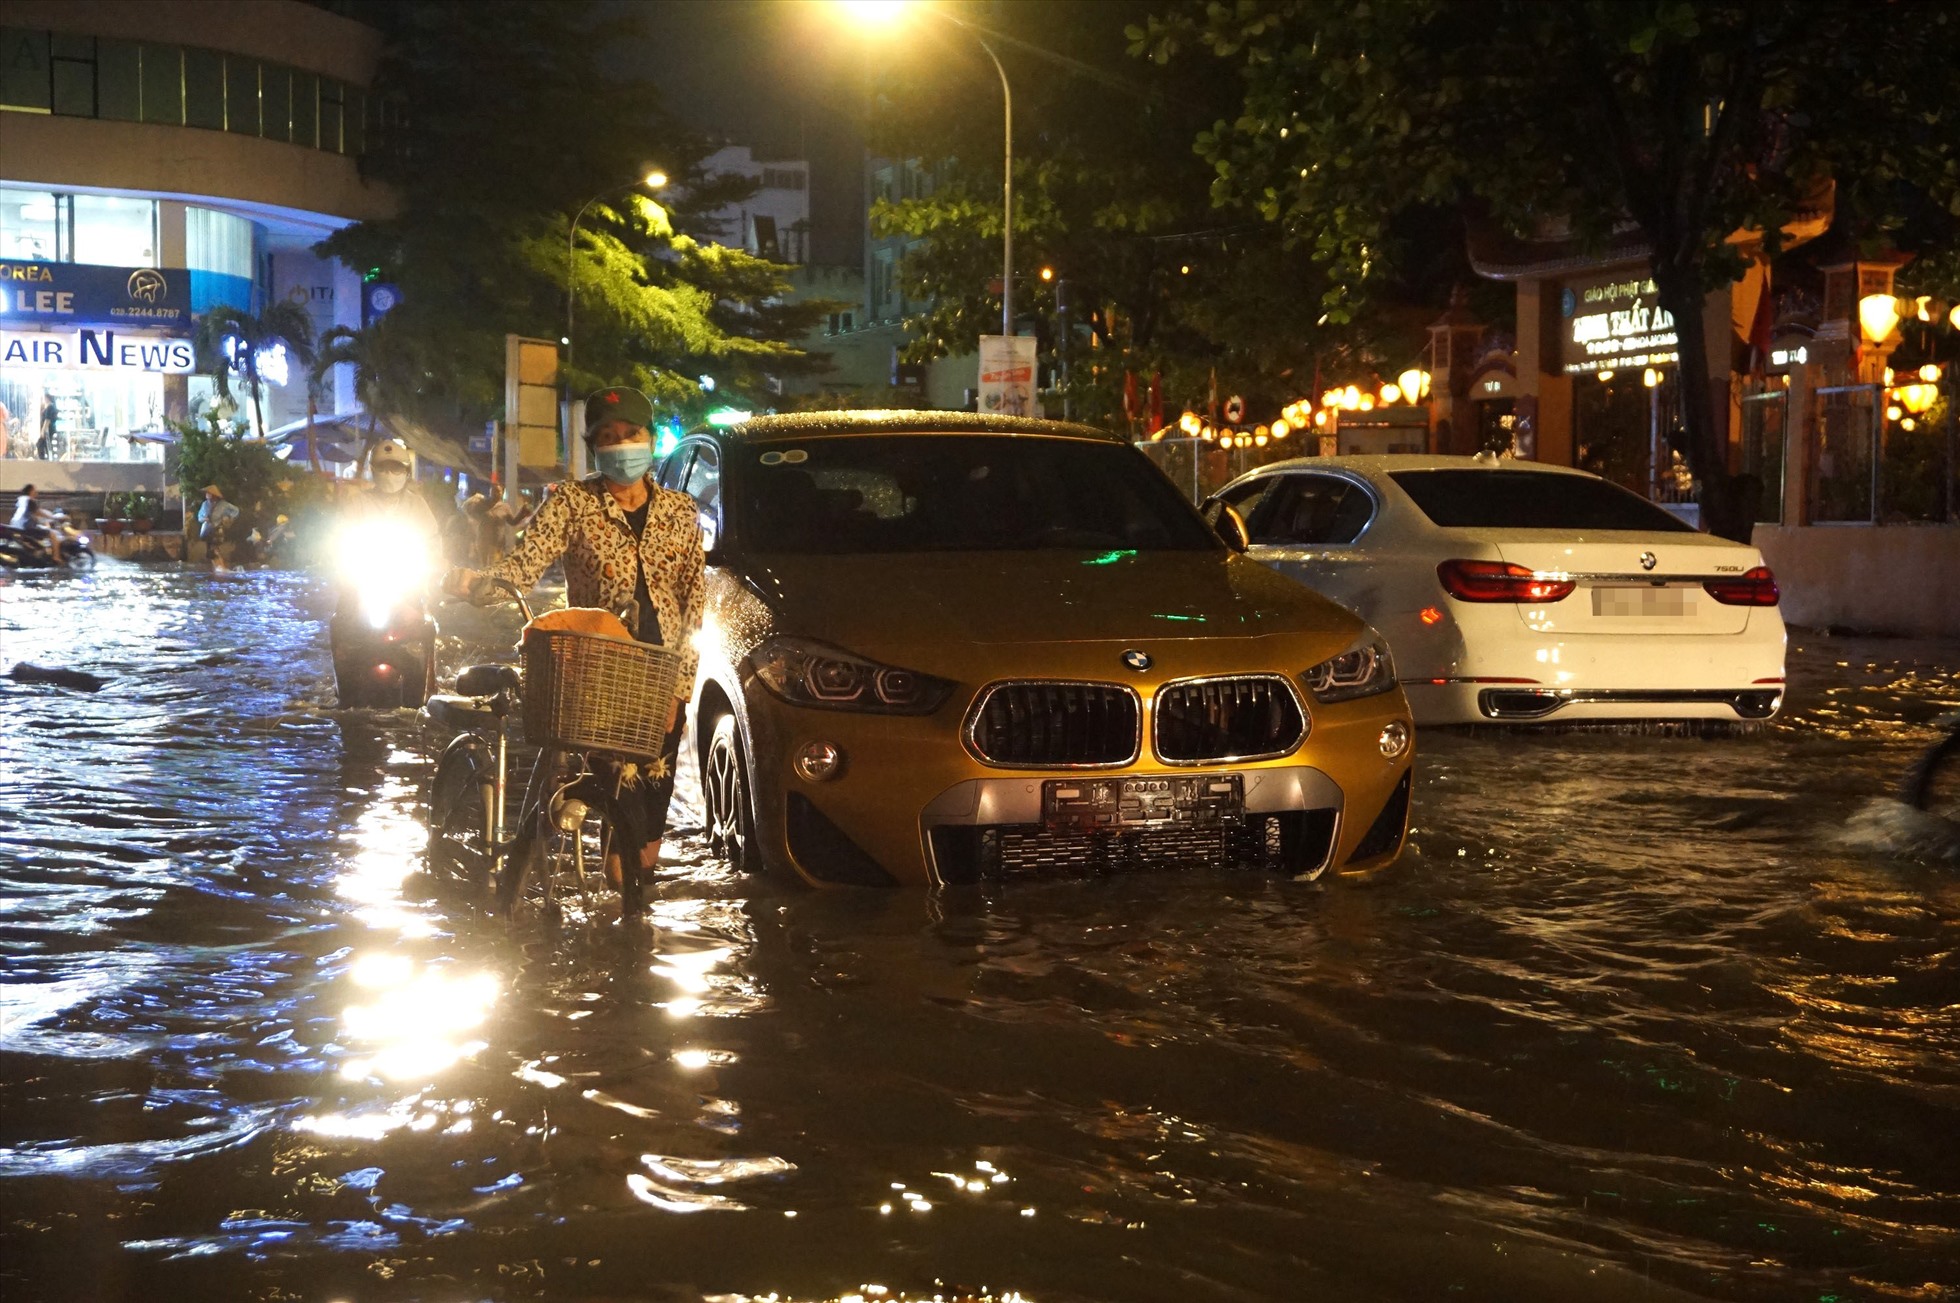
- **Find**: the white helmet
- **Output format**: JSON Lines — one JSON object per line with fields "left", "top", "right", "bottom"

{"left": 371, "top": 439, "right": 411, "bottom": 471}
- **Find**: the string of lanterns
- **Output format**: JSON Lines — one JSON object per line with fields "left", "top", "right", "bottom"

{"left": 1158, "top": 368, "right": 1432, "bottom": 449}
{"left": 1885, "top": 362, "right": 1945, "bottom": 433}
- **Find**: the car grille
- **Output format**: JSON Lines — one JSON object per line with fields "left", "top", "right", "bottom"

{"left": 968, "top": 682, "right": 1140, "bottom": 767}
{"left": 928, "top": 811, "right": 1336, "bottom": 883}
{"left": 1154, "top": 676, "right": 1307, "bottom": 763}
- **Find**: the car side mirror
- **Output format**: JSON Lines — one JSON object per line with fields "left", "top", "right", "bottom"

{"left": 1199, "top": 497, "right": 1250, "bottom": 552}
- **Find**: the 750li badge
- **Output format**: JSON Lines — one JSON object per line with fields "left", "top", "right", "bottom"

{"left": 1121, "top": 649, "right": 1152, "bottom": 672}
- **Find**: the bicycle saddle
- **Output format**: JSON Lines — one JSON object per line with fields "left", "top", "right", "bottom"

{"left": 455, "top": 663, "right": 522, "bottom": 698}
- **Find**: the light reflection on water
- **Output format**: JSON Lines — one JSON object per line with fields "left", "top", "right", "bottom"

{"left": 0, "top": 566, "right": 1956, "bottom": 1302}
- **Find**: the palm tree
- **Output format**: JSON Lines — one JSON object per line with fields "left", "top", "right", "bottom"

{"left": 311, "top": 324, "right": 389, "bottom": 469}
{"left": 192, "top": 302, "right": 318, "bottom": 440}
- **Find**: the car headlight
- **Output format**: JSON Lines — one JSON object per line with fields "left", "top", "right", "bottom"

{"left": 750, "top": 637, "right": 954, "bottom": 715}
{"left": 1302, "top": 634, "right": 1396, "bottom": 704}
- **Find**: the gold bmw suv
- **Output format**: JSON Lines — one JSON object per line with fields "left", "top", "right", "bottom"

{"left": 660, "top": 413, "right": 1414, "bottom": 887}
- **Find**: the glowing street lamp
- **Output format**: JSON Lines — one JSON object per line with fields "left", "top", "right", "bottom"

{"left": 1859, "top": 292, "right": 1902, "bottom": 344}
{"left": 845, "top": 0, "right": 1017, "bottom": 336}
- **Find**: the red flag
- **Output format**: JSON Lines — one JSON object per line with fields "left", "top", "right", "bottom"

{"left": 1147, "top": 371, "right": 1164, "bottom": 434}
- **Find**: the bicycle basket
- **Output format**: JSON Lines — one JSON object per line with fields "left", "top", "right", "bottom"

{"left": 521, "top": 628, "right": 683, "bottom": 757}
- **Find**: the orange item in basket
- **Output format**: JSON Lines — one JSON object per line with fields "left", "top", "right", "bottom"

{"left": 523, "top": 607, "right": 634, "bottom": 642}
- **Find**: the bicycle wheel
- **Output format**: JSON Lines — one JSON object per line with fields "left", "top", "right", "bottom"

{"left": 427, "top": 750, "right": 494, "bottom": 897}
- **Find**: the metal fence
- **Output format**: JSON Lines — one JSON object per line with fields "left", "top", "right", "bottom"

{"left": 1804, "top": 382, "right": 1957, "bottom": 524}
{"left": 1135, "top": 436, "right": 1311, "bottom": 503}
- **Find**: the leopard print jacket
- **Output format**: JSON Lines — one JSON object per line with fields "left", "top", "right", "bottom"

{"left": 484, "top": 475, "right": 707, "bottom": 696}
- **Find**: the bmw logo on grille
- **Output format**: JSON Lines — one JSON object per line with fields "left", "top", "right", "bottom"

{"left": 1639, "top": 551, "right": 1658, "bottom": 571}
{"left": 1121, "top": 649, "right": 1152, "bottom": 672}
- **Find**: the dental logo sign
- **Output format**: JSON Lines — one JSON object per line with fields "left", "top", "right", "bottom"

{"left": 1561, "top": 274, "right": 1679, "bottom": 375}
{"left": 1, "top": 327, "right": 195, "bottom": 374}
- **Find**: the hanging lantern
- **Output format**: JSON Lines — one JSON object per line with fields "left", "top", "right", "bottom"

{"left": 1858, "top": 293, "right": 1901, "bottom": 343}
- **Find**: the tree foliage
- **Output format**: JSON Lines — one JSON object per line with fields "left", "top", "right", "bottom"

{"left": 1134, "top": 0, "right": 1959, "bottom": 538}
{"left": 863, "top": 1, "right": 1480, "bottom": 430}
{"left": 318, "top": 0, "right": 831, "bottom": 430}
{"left": 191, "top": 302, "right": 318, "bottom": 439}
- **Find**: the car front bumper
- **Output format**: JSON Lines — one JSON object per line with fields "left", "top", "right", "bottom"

{"left": 740, "top": 688, "right": 1414, "bottom": 887}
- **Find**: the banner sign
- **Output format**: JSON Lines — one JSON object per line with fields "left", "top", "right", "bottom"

{"left": 0, "top": 260, "right": 194, "bottom": 329}
{"left": 1559, "top": 272, "right": 1677, "bottom": 375}
{"left": 978, "top": 334, "right": 1036, "bottom": 417}
{"left": 1, "top": 327, "right": 196, "bottom": 374}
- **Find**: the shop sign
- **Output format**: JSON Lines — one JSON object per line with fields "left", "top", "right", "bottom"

{"left": 0, "top": 327, "right": 197, "bottom": 374}
{"left": 0, "top": 260, "right": 193, "bottom": 329}
{"left": 1559, "top": 273, "right": 1678, "bottom": 375}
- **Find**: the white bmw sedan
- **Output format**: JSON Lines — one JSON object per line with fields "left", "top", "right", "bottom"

{"left": 1211, "top": 454, "right": 1787, "bottom": 725}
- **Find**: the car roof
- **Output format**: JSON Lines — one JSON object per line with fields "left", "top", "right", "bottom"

{"left": 695, "top": 409, "right": 1123, "bottom": 445}
{"left": 1244, "top": 453, "right": 1599, "bottom": 479}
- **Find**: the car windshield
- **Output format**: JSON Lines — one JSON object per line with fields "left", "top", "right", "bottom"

{"left": 1388, "top": 469, "right": 1696, "bottom": 532}
{"left": 730, "top": 434, "right": 1219, "bottom": 555}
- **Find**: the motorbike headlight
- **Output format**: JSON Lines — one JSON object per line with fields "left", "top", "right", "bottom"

{"left": 750, "top": 637, "right": 953, "bottom": 715}
{"left": 1303, "top": 633, "right": 1397, "bottom": 704}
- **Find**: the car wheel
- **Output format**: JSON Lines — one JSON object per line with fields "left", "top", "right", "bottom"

{"left": 704, "top": 712, "right": 760, "bottom": 873}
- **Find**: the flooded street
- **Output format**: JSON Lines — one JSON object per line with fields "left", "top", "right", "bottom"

{"left": 2, "top": 564, "right": 1957, "bottom": 1303}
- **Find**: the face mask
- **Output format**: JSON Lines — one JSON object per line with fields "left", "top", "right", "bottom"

{"left": 595, "top": 442, "right": 654, "bottom": 486}
{"left": 376, "top": 468, "right": 409, "bottom": 493}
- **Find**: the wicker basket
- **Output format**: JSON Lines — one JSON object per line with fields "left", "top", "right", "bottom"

{"left": 521, "top": 628, "right": 684, "bottom": 757}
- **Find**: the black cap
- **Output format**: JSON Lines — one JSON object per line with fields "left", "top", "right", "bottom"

{"left": 582, "top": 386, "right": 654, "bottom": 432}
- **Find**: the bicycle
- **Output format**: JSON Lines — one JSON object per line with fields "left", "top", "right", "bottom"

{"left": 423, "top": 578, "right": 686, "bottom": 923}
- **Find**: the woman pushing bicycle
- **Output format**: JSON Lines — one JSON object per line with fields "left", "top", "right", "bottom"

{"left": 446, "top": 386, "right": 705, "bottom": 889}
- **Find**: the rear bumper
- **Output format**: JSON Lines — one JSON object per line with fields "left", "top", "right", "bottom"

{"left": 1402, "top": 680, "right": 1783, "bottom": 724}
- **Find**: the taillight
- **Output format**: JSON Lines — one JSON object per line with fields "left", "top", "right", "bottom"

{"left": 1437, "top": 559, "right": 1575, "bottom": 603}
{"left": 1703, "top": 566, "right": 1779, "bottom": 606}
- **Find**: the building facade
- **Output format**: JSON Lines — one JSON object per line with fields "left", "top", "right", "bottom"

{"left": 0, "top": 0, "right": 391, "bottom": 494}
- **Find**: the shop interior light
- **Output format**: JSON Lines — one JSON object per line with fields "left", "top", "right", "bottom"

{"left": 1380, "top": 384, "right": 1403, "bottom": 405}
{"left": 1859, "top": 293, "right": 1901, "bottom": 343}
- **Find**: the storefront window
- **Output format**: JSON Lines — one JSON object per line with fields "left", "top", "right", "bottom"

{"left": 186, "top": 206, "right": 257, "bottom": 312}
{"left": 0, "top": 28, "right": 50, "bottom": 112}
{"left": 50, "top": 32, "right": 95, "bottom": 117}
{"left": 97, "top": 39, "right": 139, "bottom": 121}
{"left": 140, "top": 43, "right": 182, "bottom": 125}
{"left": 72, "top": 195, "right": 158, "bottom": 267}
{"left": 225, "top": 56, "right": 258, "bottom": 135}
{"left": 0, "top": 187, "right": 64, "bottom": 262}
{"left": 2, "top": 28, "right": 370, "bottom": 158}
{"left": 0, "top": 368, "right": 169, "bottom": 464}
{"left": 183, "top": 47, "right": 222, "bottom": 130}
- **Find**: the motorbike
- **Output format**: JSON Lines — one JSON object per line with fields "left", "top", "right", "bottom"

{"left": 0, "top": 512, "right": 97, "bottom": 571}
{"left": 330, "top": 516, "right": 436, "bottom": 708}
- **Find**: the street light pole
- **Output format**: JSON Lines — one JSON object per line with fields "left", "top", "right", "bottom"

{"left": 974, "top": 37, "right": 1013, "bottom": 336}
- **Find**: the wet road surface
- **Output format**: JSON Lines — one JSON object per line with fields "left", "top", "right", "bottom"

{"left": 2, "top": 564, "right": 1957, "bottom": 1302}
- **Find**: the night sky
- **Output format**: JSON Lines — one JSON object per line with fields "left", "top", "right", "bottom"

{"left": 628, "top": 0, "right": 871, "bottom": 267}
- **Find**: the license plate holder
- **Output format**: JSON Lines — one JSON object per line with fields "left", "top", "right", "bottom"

{"left": 1042, "top": 774, "right": 1244, "bottom": 833}
{"left": 1592, "top": 585, "right": 1696, "bottom": 617}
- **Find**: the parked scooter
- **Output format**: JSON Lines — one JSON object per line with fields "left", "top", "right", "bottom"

{"left": 0, "top": 513, "right": 97, "bottom": 571}
{"left": 330, "top": 516, "right": 436, "bottom": 708}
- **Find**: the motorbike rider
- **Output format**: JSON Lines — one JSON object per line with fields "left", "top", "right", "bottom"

{"left": 8, "top": 482, "right": 64, "bottom": 565}
{"left": 354, "top": 439, "right": 439, "bottom": 533}
{"left": 445, "top": 386, "right": 705, "bottom": 891}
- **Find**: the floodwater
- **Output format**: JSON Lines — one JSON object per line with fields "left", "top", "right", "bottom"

{"left": 2, "top": 564, "right": 1957, "bottom": 1303}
